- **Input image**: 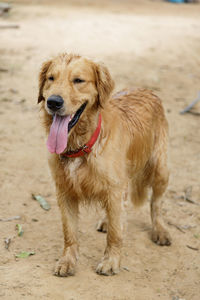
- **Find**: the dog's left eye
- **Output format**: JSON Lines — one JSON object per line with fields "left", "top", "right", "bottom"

{"left": 73, "top": 78, "right": 85, "bottom": 84}
{"left": 48, "top": 76, "right": 54, "bottom": 81}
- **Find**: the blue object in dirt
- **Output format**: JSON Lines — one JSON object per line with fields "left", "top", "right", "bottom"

{"left": 167, "top": 0, "right": 185, "bottom": 3}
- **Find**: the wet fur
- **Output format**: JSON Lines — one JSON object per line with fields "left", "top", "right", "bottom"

{"left": 38, "top": 53, "right": 171, "bottom": 277}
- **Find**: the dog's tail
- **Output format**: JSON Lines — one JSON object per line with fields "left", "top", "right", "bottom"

{"left": 130, "top": 183, "right": 149, "bottom": 207}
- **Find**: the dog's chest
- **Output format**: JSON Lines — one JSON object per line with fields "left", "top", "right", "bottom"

{"left": 63, "top": 157, "right": 107, "bottom": 200}
{"left": 66, "top": 158, "right": 82, "bottom": 179}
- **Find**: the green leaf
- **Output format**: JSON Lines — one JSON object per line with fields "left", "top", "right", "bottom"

{"left": 32, "top": 194, "right": 51, "bottom": 211}
{"left": 194, "top": 234, "right": 200, "bottom": 239}
{"left": 16, "top": 224, "right": 24, "bottom": 236}
{"left": 15, "top": 251, "right": 35, "bottom": 258}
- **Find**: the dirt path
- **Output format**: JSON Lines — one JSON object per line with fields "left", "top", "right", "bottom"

{"left": 0, "top": 1, "right": 200, "bottom": 299}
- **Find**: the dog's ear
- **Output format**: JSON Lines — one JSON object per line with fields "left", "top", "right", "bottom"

{"left": 38, "top": 60, "right": 52, "bottom": 103}
{"left": 94, "top": 62, "right": 114, "bottom": 107}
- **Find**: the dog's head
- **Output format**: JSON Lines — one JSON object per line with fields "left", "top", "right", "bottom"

{"left": 38, "top": 53, "right": 114, "bottom": 154}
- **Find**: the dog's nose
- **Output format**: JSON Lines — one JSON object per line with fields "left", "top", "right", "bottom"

{"left": 47, "top": 95, "right": 64, "bottom": 111}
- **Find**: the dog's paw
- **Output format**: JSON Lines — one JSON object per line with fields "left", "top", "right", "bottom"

{"left": 54, "top": 254, "right": 77, "bottom": 277}
{"left": 152, "top": 226, "right": 171, "bottom": 246}
{"left": 96, "top": 255, "right": 120, "bottom": 276}
{"left": 96, "top": 218, "right": 108, "bottom": 233}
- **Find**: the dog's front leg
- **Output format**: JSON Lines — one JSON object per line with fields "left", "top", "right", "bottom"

{"left": 96, "top": 191, "right": 123, "bottom": 276}
{"left": 54, "top": 191, "right": 79, "bottom": 277}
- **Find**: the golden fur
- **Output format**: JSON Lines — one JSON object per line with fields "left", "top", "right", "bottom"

{"left": 38, "top": 53, "right": 171, "bottom": 277}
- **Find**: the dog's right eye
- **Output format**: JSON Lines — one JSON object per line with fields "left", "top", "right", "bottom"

{"left": 48, "top": 76, "right": 54, "bottom": 81}
{"left": 73, "top": 78, "right": 85, "bottom": 84}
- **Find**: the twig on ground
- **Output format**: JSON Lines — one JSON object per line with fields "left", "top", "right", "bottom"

{"left": 0, "top": 25, "right": 20, "bottom": 29}
{"left": 4, "top": 238, "right": 11, "bottom": 250}
{"left": 186, "top": 245, "right": 199, "bottom": 251}
{"left": 180, "top": 92, "right": 200, "bottom": 115}
{"left": 185, "top": 186, "right": 192, "bottom": 198}
{"left": 122, "top": 266, "right": 130, "bottom": 272}
{"left": 168, "top": 221, "right": 186, "bottom": 233}
{"left": 186, "top": 111, "right": 200, "bottom": 116}
{"left": 0, "top": 68, "right": 8, "bottom": 72}
{"left": 181, "top": 224, "right": 196, "bottom": 230}
{"left": 185, "top": 198, "right": 199, "bottom": 204}
{"left": 183, "top": 186, "right": 199, "bottom": 205}
{"left": 0, "top": 216, "right": 21, "bottom": 222}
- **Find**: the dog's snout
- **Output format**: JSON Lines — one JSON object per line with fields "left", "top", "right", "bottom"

{"left": 47, "top": 95, "right": 64, "bottom": 111}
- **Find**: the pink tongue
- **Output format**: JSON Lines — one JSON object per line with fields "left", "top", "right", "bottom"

{"left": 47, "top": 114, "right": 70, "bottom": 154}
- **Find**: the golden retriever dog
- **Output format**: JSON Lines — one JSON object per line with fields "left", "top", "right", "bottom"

{"left": 38, "top": 53, "right": 171, "bottom": 277}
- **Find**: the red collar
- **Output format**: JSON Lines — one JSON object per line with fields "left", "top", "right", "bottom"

{"left": 61, "top": 114, "right": 102, "bottom": 158}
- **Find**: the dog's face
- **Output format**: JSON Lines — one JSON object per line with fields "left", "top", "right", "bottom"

{"left": 38, "top": 54, "right": 114, "bottom": 114}
{"left": 38, "top": 53, "right": 114, "bottom": 154}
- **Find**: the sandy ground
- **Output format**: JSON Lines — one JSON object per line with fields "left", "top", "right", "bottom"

{"left": 0, "top": 0, "right": 200, "bottom": 299}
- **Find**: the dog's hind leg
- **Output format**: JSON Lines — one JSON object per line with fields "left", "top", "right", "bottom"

{"left": 150, "top": 157, "right": 171, "bottom": 246}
